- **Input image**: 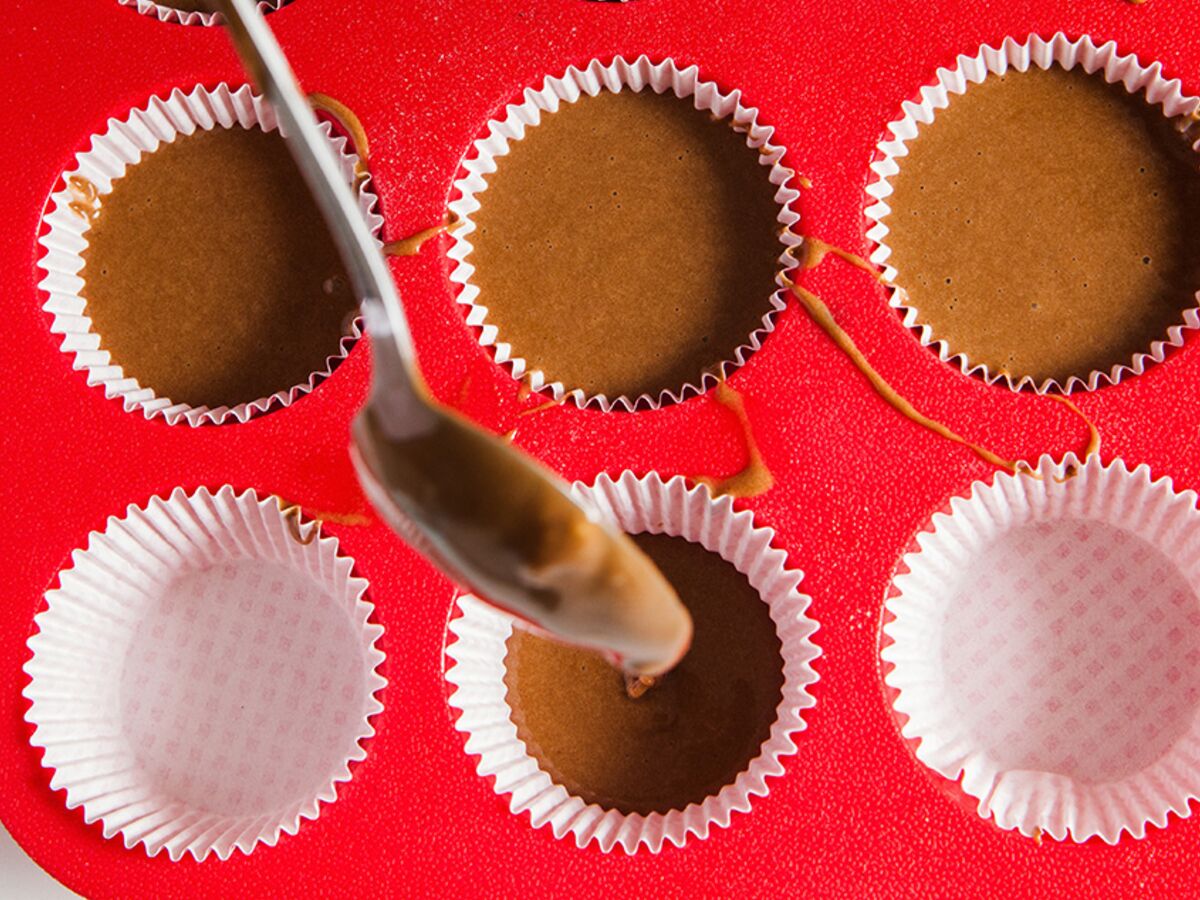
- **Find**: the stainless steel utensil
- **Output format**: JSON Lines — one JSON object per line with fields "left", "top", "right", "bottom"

{"left": 214, "top": 0, "right": 692, "bottom": 675}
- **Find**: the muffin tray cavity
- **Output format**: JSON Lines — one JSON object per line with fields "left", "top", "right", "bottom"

{"left": 3, "top": 1, "right": 1200, "bottom": 896}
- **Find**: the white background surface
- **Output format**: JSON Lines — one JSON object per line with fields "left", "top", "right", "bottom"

{"left": 0, "top": 822, "right": 76, "bottom": 898}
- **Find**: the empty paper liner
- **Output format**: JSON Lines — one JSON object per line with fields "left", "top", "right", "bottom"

{"left": 883, "top": 455, "right": 1200, "bottom": 843}
{"left": 23, "top": 486, "right": 387, "bottom": 861}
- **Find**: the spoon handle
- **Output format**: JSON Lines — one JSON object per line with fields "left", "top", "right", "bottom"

{"left": 216, "top": 0, "right": 424, "bottom": 405}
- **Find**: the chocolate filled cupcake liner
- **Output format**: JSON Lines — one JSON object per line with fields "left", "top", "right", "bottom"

{"left": 865, "top": 33, "right": 1200, "bottom": 393}
{"left": 22, "top": 486, "right": 386, "bottom": 861}
{"left": 116, "top": 0, "right": 287, "bottom": 27}
{"left": 36, "top": 83, "right": 383, "bottom": 426}
{"left": 445, "top": 471, "right": 820, "bottom": 853}
{"left": 447, "top": 56, "right": 802, "bottom": 412}
{"left": 882, "top": 455, "right": 1200, "bottom": 843}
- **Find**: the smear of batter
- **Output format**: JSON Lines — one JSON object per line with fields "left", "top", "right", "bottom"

{"left": 517, "top": 397, "right": 567, "bottom": 419}
{"left": 383, "top": 216, "right": 466, "bottom": 257}
{"left": 309, "top": 92, "right": 371, "bottom": 182}
{"left": 67, "top": 174, "right": 101, "bottom": 225}
{"left": 781, "top": 260, "right": 1099, "bottom": 475}
{"left": 695, "top": 382, "right": 775, "bottom": 499}
{"left": 799, "top": 237, "right": 886, "bottom": 284}
{"left": 278, "top": 497, "right": 371, "bottom": 545}
{"left": 278, "top": 501, "right": 318, "bottom": 545}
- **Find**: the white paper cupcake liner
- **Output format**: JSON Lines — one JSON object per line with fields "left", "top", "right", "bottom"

{"left": 448, "top": 56, "right": 802, "bottom": 412}
{"left": 882, "top": 454, "right": 1200, "bottom": 843}
{"left": 865, "top": 33, "right": 1200, "bottom": 393}
{"left": 23, "top": 485, "right": 387, "bottom": 862}
{"left": 445, "top": 471, "right": 820, "bottom": 853}
{"left": 37, "top": 83, "right": 384, "bottom": 426}
{"left": 116, "top": 0, "right": 287, "bottom": 27}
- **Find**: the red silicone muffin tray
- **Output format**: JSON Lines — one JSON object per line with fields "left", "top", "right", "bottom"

{"left": 3, "top": 0, "right": 1199, "bottom": 895}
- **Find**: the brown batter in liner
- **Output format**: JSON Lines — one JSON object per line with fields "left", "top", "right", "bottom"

{"left": 468, "top": 90, "right": 784, "bottom": 401}
{"left": 503, "top": 532, "right": 783, "bottom": 815}
{"left": 884, "top": 67, "right": 1200, "bottom": 386}
{"left": 81, "top": 126, "right": 357, "bottom": 410}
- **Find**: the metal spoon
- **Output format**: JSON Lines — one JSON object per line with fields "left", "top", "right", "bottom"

{"left": 214, "top": 0, "right": 692, "bottom": 676}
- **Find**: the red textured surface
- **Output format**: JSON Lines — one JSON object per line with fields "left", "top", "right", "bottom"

{"left": 2, "top": 0, "right": 1199, "bottom": 896}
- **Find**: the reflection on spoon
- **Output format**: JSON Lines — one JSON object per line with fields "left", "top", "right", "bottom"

{"left": 352, "top": 397, "right": 693, "bottom": 677}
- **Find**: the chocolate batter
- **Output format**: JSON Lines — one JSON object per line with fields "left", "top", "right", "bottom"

{"left": 81, "top": 126, "right": 356, "bottom": 409}
{"left": 695, "top": 382, "right": 774, "bottom": 498}
{"left": 468, "top": 90, "right": 783, "bottom": 400}
{"left": 503, "top": 532, "right": 783, "bottom": 814}
{"left": 885, "top": 67, "right": 1200, "bottom": 384}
